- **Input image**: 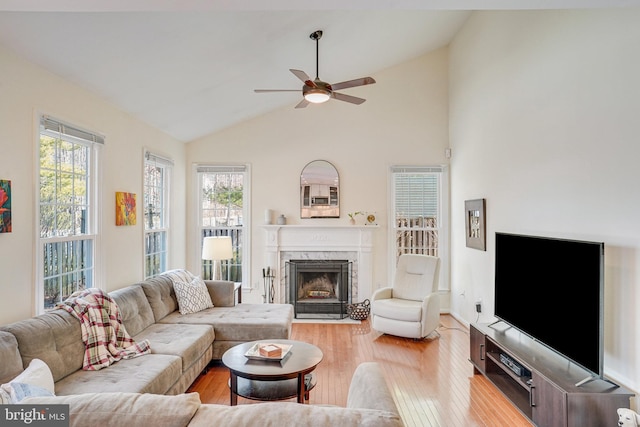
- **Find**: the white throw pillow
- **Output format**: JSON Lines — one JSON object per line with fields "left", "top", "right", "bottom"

{"left": 0, "top": 358, "right": 55, "bottom": 404}
{"left": 173, "top": 277, "right": 214, "bottom": 315}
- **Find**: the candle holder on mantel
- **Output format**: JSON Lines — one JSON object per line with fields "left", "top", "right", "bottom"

{"left": 262, "top": 267, "right": 276, "bottom": 304}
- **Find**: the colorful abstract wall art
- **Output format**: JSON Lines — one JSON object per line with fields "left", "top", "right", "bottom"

{"left": 115, "top": 191, "right": 137, "bottom": 226}
{"left": 0, "top": 180, "right": 11, "bottom": 233}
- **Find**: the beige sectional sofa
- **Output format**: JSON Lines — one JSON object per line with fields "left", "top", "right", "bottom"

{"left": 0, "top": 270, "right": 293, "bottom": 395}
{"left": 22, "top": 362, "right": 404, "bottom": 427}
{"left": 1, "top": 270, "right": 404, "bottom": 426}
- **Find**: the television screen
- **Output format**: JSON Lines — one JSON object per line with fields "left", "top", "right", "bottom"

{"left": 494, "top": 232, "right": 604, "bottom": 378}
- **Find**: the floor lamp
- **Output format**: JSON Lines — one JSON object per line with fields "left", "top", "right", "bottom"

{"left": 202, "top": 236, "right": 233, "bottom": 280}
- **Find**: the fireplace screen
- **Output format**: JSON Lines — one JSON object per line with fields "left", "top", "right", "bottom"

{"left": 286, "top": 260, "right": 352, "bottom": 319}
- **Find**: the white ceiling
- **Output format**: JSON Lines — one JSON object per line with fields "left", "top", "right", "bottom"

{"left": 1, "top": 1, "right": 638, "bottom": 142}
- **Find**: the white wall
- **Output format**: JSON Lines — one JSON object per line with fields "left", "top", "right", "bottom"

{"left": 186, "top": 48, "right": 450, "bottom": 303}
{"left": 449, "top": 9, "right": 640, "bottom": 400}
{"left": 0, "top": 44, "right": 186, "bottom": 325}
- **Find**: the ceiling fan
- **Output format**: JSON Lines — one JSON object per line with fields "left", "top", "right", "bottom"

{"left": 254, "top": 30, "right": 376, "bottom": 109}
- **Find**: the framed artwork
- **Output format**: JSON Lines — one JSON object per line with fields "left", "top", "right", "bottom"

{"left": 0, "top": 179, "right": 11, "bottom": 233}
{"left": 115, "top": 191, "right": 137, "bottom": 226}
{"left": 465, "top": 199, "right": 486, "bottom": 251}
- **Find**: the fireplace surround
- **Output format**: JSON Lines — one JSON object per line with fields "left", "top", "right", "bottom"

{"left": 262, "top": 225, "right": 376, "bottom": 308}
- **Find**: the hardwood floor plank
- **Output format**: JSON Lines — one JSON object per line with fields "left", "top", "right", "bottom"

{"left": 188, "top": 315, "right": 533, "bottom": 426}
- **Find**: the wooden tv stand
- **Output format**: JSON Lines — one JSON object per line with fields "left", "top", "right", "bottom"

{"left": 470, "top": 323, "right": 633, "bottom": 427}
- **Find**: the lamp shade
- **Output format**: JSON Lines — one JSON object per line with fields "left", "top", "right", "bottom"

{"left": 202, "top": 236, "right": 233, "bottom": 261}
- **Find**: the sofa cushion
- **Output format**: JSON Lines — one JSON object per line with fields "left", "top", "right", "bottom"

{"left": 0, "top": 310, "right": 84, "bottom": 382}
{"left": 110, "top": 284, "right": 156, "bottom": 336}
{"left": 189, "top": 402, "right": 404, "bottom": 427}
{"left": 173, "top": 278, "right": 214, "bottom": 315}
{"left": 23, "top": 392, "right": 201, "bottom": 427}
{"left": 54, "top": 354, "right": 182, "bottom": 396}
{"left": 158, "top": 303, "right": 293, "bottom": 342}
{"left": 132, "top": 323, "right": 214, "bottom": 373}
{"left": 140, "top": 275, "right": 180, "bottom": 322}
{"left": 0, "top": 331, "right": 23, "bottom": 384}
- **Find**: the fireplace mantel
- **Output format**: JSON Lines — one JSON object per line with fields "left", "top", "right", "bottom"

{"left": 262, "top": 225, "right": 377, "bottom": 304}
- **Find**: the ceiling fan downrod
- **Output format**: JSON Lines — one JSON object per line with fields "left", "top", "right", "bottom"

{"left": 310, "top": 30, "right": 323, "bottom": 80}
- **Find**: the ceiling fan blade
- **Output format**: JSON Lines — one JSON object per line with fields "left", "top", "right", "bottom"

{"left": 254, "top": 89, "right": 300, "bottom": 93}
{"left": 290, "top": 69, "right": 315, "bottom": 87}
{"left": 295, "top": 98, "right": 310, "bottom": 109}
{"left": 332, "top": 92, "right": 366, "bottom": 105}
{"left": 330, "top": 76, "right": 376, "bottom": 91}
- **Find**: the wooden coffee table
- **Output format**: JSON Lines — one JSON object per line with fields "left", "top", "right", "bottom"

{"left": 222, "top": 339, "right": 323, "bottom": 405}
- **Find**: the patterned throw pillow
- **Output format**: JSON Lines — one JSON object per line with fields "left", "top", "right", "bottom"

{"left": 173, "top": 277, "right": 214, "bottom": 315}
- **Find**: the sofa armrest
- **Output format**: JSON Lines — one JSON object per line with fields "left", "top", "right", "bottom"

{"left": 346, "top": 362, "right": 400, "bottom": 416}
{"left": 204, "top": 280, "right": 236, "bottom": 307}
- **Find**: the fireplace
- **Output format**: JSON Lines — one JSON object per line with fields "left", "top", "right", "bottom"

{"left": 286, "top": 260, "right": 352, "bottom": 319}
{"left": 262, "top": 225, "right": 375, "bottom": 308}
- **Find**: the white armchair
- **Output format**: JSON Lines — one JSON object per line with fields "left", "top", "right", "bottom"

{"left": 371, "top": 254, "right": 441, "bottom": 339}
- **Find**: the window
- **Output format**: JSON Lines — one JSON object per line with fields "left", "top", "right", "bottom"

{"left": 390, "top": 165, "right": 448, "bottom": 288}
{"left": 197, "top": 165, "right": 250, "bottom": 285}
{"left": 144, "top": 151, "right": 172, "bottom": 279}
{"left": 37, "top": 116, "right": 103, "bottom": 313}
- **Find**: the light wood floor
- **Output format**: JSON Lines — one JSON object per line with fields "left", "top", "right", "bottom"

{"left": 187, "top": 314, "right": 533, "bottom": 427}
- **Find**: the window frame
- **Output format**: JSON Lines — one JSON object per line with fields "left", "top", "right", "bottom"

{"left": 143, "top": 150, "right": 172, "bottom": 279}
{"left": 35, "top": 115, "right": 104, "bottom": 314}
{"left": 388, "top": 165, "right": 449, "bottom": 290}
{"left": 195, "top": 164, "right": 251, "bottom": 288}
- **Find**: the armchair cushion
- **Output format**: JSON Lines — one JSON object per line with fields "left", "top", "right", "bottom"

{"left": 370, "top": 299, "right": 422, "bottom": 322}
{"left": 392, "top": 255, "right": 440, "bottom": 301}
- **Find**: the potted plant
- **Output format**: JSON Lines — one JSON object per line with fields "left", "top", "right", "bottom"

{"left": 348, "top": 211, "right": 362, "bottom": 225}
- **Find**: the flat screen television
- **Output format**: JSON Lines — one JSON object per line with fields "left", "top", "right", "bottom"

{"left": 494, "top": 232, "right": 604, "bottom": 382}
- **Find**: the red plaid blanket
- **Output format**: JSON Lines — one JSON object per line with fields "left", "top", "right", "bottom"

{"left": 58, "top": 288, "right": 151, "bottom": 371}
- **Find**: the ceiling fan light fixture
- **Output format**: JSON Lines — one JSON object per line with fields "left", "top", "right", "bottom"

{"left": 304, "top": 89, "right": 330, "bottom": 104}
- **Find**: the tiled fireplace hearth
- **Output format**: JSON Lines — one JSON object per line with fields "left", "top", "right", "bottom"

{"left": 262, "top": 225, "right": 375, "bottom": 308}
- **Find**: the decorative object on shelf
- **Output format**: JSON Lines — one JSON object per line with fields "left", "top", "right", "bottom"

{"left": 115, "top": 191, "right": 137, "bottom": 226}
{"left": 0, "top": 179, "right": 11, "bottom": 233}
{"left": 202, "top": 236, "right": 233, "bottom": 280}
{"left": 277, "top": 214, "right": 287, "bottom": 225}
{"left": 347, "top": 299, "right": 370, "bottom": 320}
{"left": 262, "top": 267, "right": 275, "bottom": 303}
{"left": 365, "top": 212, "right": 377, "bottom": 226}
{"left": 465, "top": 199, "right": 486, "bottom": 251}
{"left": 347, "top": 211, "right": 362, "bottom": 225}
{"left": 264, "top": 209, "right": 273, "bottom": 225}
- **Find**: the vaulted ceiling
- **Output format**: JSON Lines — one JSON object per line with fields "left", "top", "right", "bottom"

{"left": 0, "top": 1, "right": 636, "bottom": 142}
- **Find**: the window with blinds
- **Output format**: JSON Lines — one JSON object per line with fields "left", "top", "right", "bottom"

{"left": 37, "top": 116, "right": 103, "bottom": 312}
{"left": 196, "top": 165, "right": 249, "bottom": 285}
{"left": 391, "top": 166, "right": 443, "bottom": 259}
{"left": 144, "top": 151, "right": 172, "bottom": 278}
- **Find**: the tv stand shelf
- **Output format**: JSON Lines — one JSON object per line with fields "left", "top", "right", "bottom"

{"left": 470, "top": 323, "right": 633, "bottom": 427}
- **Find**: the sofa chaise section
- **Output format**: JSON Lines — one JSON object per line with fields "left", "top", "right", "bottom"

{"left": 140, "top": 274, "right": 294, "bottom": 360}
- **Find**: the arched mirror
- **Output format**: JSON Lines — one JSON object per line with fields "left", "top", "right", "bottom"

{"left": 300, "top": 160, "right": 340, "bottom": 218}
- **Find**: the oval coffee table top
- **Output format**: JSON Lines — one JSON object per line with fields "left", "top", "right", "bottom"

{"left": 222, "top": 339, "right": 323, "bottom": 380}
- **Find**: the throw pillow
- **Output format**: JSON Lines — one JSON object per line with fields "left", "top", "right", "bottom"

{"left": 173, "top": 278, "right": 214, "bottom": 315}
{"left": 0, "top": 387, "right": 10, "bottom": 404}
{"left": 3, "top": 358, "right": 55, "bottom": 394}
{"left": 0, "top": 358, "right": 56, "bottom": 404}
{"left": 8, "top": 382, "right": 54, "bottom": 403}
